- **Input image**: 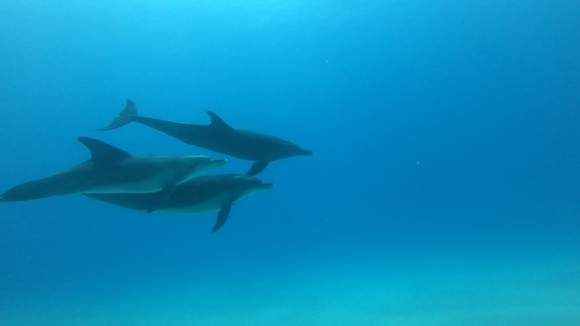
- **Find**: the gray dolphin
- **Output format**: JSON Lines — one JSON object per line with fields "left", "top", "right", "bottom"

{"left": 98, "top": 100, "right": 312, "bottom": 176}
{"left": 84, "top": 174, "right": 273, "bottom": 232}
{"left": 0, "top": 137, "right": 227, "bottom": 212}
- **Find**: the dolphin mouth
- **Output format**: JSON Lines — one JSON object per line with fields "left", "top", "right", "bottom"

{"left": 210, "top": 158, "right": 228, "bottom": 166}
{"left": 300, "top": 149, "right": 313, "bottom": 156}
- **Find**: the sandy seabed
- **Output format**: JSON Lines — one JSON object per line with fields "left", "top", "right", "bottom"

{"left": 2, "top": 252, "right": 579, "bottom": 326}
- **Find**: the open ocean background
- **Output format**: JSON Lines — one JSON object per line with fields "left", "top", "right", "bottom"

{"left": 1, "top": 1, "right": 579, "bottom": 325}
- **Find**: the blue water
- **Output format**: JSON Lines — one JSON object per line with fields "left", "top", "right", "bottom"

{"left": 1, "top": 1, "right": 579, "bottom": 325}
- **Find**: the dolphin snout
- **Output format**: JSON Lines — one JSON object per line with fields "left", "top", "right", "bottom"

{"left": 261, "top": 182, "right": 274, "bottom": 190}
{"left": 211, "top": 158, "right": 228, "bottom": 166}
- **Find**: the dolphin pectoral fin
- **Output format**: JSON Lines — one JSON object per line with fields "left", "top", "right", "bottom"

{"left": 212, "top": 202, "right": 232, "bottom": 233}
{"left": 96, "top": 99, "right": 139, "bottom": 131}
{"left": 246, "top": 161, "right": 269, "bottom": 176}
{"left": 146, "top": 185, "right": 175, "bottom": 213}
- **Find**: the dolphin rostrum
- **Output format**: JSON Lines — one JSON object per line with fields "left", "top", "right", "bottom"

{"left": 84, "top": 174, "right": 273, "bottom": 232}
{"left": 0, "top": 137, "right": 227, "bottom": 212}
{"left": 98, "top": 100, "right": 312, "bottom": 176}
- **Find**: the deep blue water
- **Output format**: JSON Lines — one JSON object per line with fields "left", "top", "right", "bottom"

{"left": 1, "top": 1, "right": 579, "bottom": 325}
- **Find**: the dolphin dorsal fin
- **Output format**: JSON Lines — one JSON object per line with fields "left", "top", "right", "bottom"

{"left": 77, "top": 137, "right": 131, "bottom": 164}
{"left": 205, "top": 111, "right": 234, "bottom": 130}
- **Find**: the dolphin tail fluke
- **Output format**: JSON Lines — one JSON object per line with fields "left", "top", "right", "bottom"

{"left": 246, "top": 161, "right": 269, "bottom": 176}
{"left": 212, "top": 202, "right": 232, "bottom": 232}
{"left": 96, "top": 99, "right": 139, "bottom": 131}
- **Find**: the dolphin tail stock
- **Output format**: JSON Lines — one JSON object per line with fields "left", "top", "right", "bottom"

{"left": 96, "top": 99, "right": 139, "bottom": 131}
{"left": 299, "top": 148, "right": 313, "bottom": 156}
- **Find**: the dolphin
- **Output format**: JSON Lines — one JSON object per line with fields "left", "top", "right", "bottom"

{"left": 0, "top": 137, "right": 227, "bottom": 212}
{"left": 97, "top": 100, "right": 312, "bottom": 176}
{"left": 84, "top": 174, "right": 273, "bottom": 232}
